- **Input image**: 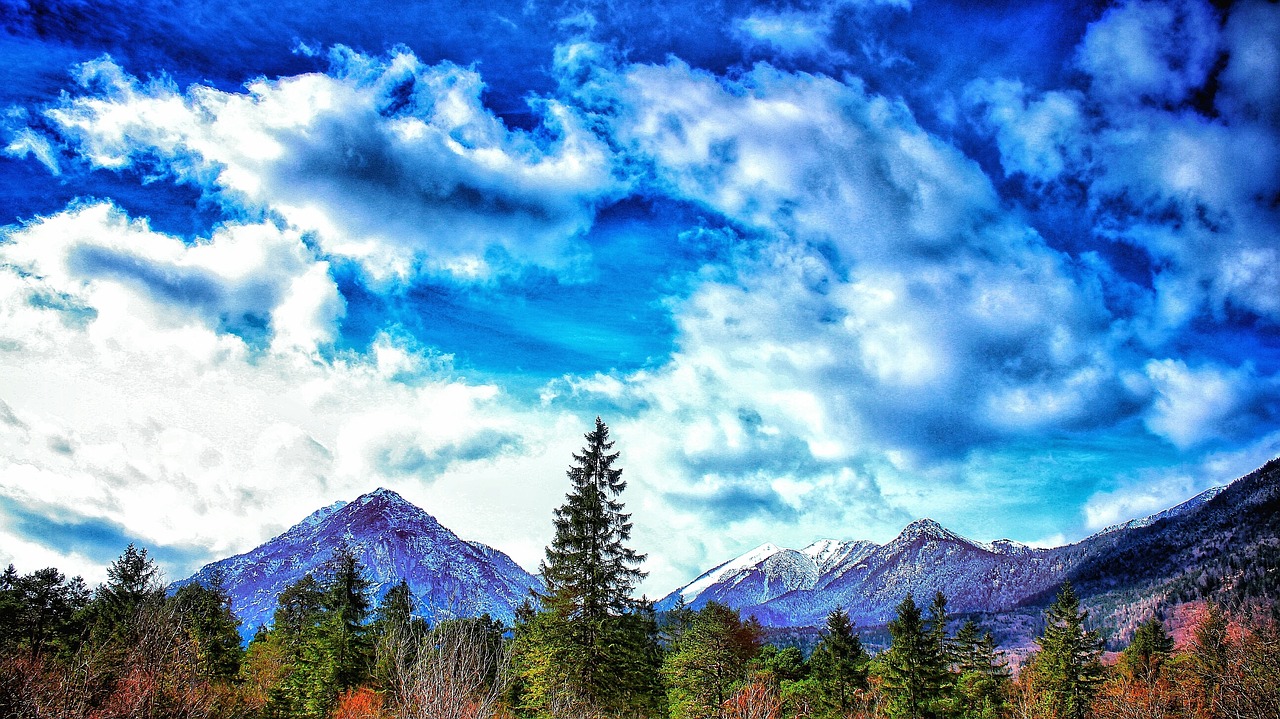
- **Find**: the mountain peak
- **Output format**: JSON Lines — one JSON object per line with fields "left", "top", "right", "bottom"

{"left": 174, "top": 488, "right": 541, "bottom": 639}
{"left": 355, "top": 487, "right": 408, "bottom": 504}
{"left": 893, "top": 518, "right": 976, "bottom": 546}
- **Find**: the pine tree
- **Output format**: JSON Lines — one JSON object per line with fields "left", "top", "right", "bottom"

{"left": 515, "top": 416, "right": 659, "bottom": 715}
{"left": 883, "top": 593, "right": 949, "bottom": 719}
{"left": 3, "top": 566, "right": 91, "bottom": 657}
{"left": 661, "top": 601, "right": 763, "bottom": 719}
{"left": 170, "top": 574, "right": 243, "bottom": 679}
{"left": 541, "top": 416, "right": 646, "bottom": 619}
{"left": 1119, "top": 616, "right": 1174, "bottom": 682}
{"left": 319, "top": 542, "right": 374, "bottom": 694}
{"left": 1032, "top": 581, "right": 1103, "bottom": 719}
{"left": 810, "top": 606, "right": 869, "bottom": 714}
{"left": 91, "top": 543, "right": 165, "bottom": 644}
{"left": 951, "top": 619, "right": 1009, "bottom": 719}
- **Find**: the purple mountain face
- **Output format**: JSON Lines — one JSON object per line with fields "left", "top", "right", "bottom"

{"left": 173, "top": 488, "right": 542, "bottom": 638}
{"left": 657, "top": 481, "right": 1234, "bottom": 628}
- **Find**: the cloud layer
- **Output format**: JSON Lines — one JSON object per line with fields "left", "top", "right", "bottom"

{"left": 1, "top": 0, "right": 1278, "bottom": 595}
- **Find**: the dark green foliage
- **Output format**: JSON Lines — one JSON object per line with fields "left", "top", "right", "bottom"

{"left": 320, "top": 542, "right": 374, "bottom": 693}
{"left": 0, "top": 565, "right": 90, "bottom": 657}
{"left": 1120, "top": 616, "right": 1174, "bottom": 681}
{"left": 951, "top": 619, "right": 1009, "bottom": 719}
{"left": 809, "top": 606, "right": 869, "bottom": 714}
{"left": 661, "top": 601, "right": 763, "bottom": 719}
{"left": 513, "top": 417, "right": 661, "bottom": 716}
{"left": 273, "top": 573, "right": 325, "bottom": 650}
{"left": 541, "top": 416, "right": 646, "bottom": 619}
{"left": 883, "top": 593, "right": 949, "bottom": 719}
{"left": 90, "top": 543, "right": 166, "bottom": 644}
{"left": 1032, "top": 582, "right": 1104, "bottom": 719}
{"left": 169, "top": 575, "right": 243, "bottom": 679}
{"left": 259, "top": 546, "right": 375, "bottom": 719}
{"left": 759, "top": 644, "right": 807, "bottom": 683}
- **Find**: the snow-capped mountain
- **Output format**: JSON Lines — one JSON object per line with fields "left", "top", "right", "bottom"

{"left": 659, "top": 481, "right": 1239, "bottom": 628}
{"left": 1094, "top": 485, "right": 1227, "bottom": 536}
{"left": 173, "top": 488, "right": 542, "bottom": 638}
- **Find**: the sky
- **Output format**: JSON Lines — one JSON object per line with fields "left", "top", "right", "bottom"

{"left": 0, "top": 0, "right": 1278, "bottom": 598}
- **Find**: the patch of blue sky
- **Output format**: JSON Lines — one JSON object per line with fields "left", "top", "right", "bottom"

{"left": 0, "top": 160, "right": 225, "bottom": 240}
{"left": 333, "top": 197, "right": 719, "bottom": 392}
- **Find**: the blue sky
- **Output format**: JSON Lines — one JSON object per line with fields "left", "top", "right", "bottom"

{"left": 1, "top": 0, "right": 1278, "bottom": 596}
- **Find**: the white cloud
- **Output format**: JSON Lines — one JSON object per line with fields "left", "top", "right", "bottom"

{"left": 0, "top": 203, "right": 578, "bottom": 584}
{"left": 1142, "top": 358, "right": 1259, "bottom": 449}
{"left": 1077, "top": 0, "right": 1220, "bottom": 105}
{"left": 38, "top": 49, "right": 621, "bottom": 282}
{"left": 963, "top": 78, "right": 1085, "bottom": 182}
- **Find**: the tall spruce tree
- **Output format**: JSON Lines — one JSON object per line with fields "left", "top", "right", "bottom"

{"left": 810, "top": 606, "right": 869, "bottom": 714}
{"left": 517, "top": 416, "right": 659, "bottom": 716}
{"left": 1119, "top": 616, "right": 1174, "bottom": 682}
{"left": 952, "top": 619, "right": 1009, "bottom": 719}
{"left": 91, "top": 543, "right": 165, "bottom": 645}
{"left": 1032, "top": 581, "right": 1103, "bottom": 719}
{"left": 541, "top": 416, "right": 645, "bottom": 619}
{"left": 883, "top": 592, "right": 949, "bottom": 719}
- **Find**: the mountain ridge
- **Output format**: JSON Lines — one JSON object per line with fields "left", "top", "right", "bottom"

{"left": 173, "top": 487, "right": 542, "bottom": 639}
{"left": 657, "top": 467, "right": 1265, "bottom": 634}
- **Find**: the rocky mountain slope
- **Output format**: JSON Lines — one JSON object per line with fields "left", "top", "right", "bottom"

{"left": 657, "top": 470, "right": 1261, "bottom": 632}
{"left": 172, "top": 488, "right": 542, "bottom": 637}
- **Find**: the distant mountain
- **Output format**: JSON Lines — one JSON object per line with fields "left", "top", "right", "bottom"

{"left": 657, "top": 463, "right": 1270, "bottom": 635}
{"left": 173, "top": 488, "right": 542, "bottom": 638}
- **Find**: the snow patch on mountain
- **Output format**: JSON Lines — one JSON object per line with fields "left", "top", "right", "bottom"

{"left": 173, "top": 488, "right": 542, "bottom": 639}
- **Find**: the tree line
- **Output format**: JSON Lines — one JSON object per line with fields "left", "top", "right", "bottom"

{"left": 3, "top": 417, "right": 1279, "bottom": 718}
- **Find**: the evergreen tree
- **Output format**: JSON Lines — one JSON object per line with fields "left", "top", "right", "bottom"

{"left": 2, "top": 566, "right": 90, "bottom": 657}
{"left": 515, "top": 416, "right": 659, "bottom": 716}
{"left": 951, "top": 619, "right": 1009, "bottom": 719}
{"left": 1032, "top": 582, "right": 1103, "bottom": 719}
{"left": 170, "top": 575, "right": 243, "bottom": 679}
{"left": 883, "top": 593, "right": 949, "bottom": 719}
{"left": 319, "top": 542, "right": 374, "bottom": 694}
{"left": 273, "top": 573, "right": 325, "bottom": 649}
{"left": 372, "top": 579, "right": 417, "bottom": 639}
{"left": 926, "top": 590, "right": 956, "bottom": 713}
{"left": 661, "top": 601, "right": 763, "bottom": 719}
{"left": 810, "top": 606, "right": 869, "bottom": 714}
{"left": 541, "top": 416, "right": 646, "bottom": 619}
{"left": 1119, "top": 616, "right": 1174, "bottom": 682}
{"left": 91, "top": 543, "right": 165, "bottom": 644}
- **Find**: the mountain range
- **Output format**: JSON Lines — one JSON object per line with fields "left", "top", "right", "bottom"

{"left": 172, "top": 488, "right": 542, "bottom": 639}
{"left": 657, "top": 458, "right": 1280, "bottom": 640}
{"left": 176, "top": 458, "right": 1279, "bottom": 646}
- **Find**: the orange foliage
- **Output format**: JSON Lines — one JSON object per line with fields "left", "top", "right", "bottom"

{"left": 723, "top": 679, "right": 782, "bottom": 719}
{"left": 331, "top": 686, "right": 386, "bottom": 719}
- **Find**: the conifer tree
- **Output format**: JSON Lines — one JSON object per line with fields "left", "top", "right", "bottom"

{"left": 951, "top": 619, "right": 1009, "bottom": 719}
{"left": 319, "top": 542, "right": 374, "bottom": 694}
{"left": 1032, "top": 581, "right": 1103, "bottom": 719}
{"left": 810, "top": 606, "right": 869, "bottom": 714}
{"left": 91, "top": 543, "right": 165, "bottom": 644}
{"left": 883, "top": 592, "right": 949, "bottom": 719}
{"left": 170, "top": 575, "right": 243, "bottom": 679}
{"left": 1119, "top": 616, "right": 1174, "bottom": 682}
{"left": 541, "top": 416, "right": 645, "bottom": 620}
{"left": 662, "top": 601, "right": 763, "bottom": 719}
{"left": 515, "top": 416, "right": 660, "bottom": 716}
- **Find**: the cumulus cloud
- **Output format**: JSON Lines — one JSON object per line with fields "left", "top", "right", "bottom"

{"left": 964, "top": 0, "right": 1280, "bottom": 333}
{"left": 34, "top": 48, "right": 620, "bottom": 282}
{"left": 1141, "top": 359, "right": 1275, "bottom": 450}
{"left": 1076, "top": 0, "right": 1220, "bottom": 106}
{"left": 0, "top": 202, "right": 578, "bottom": 583}
{"left": 1, "top": 201, "right": 343, "bottom": 355}
{"left": 963, "top": 78, "right": 1085, "bottom": 182}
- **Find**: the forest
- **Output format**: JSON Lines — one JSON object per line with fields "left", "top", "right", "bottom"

{"left": 3, "top": 419, "right": 1279, "bottom": 719}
